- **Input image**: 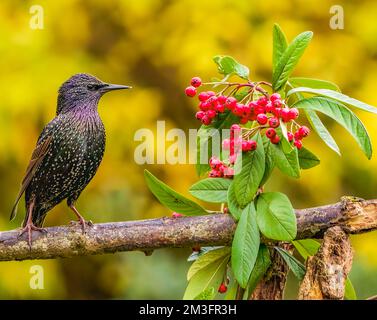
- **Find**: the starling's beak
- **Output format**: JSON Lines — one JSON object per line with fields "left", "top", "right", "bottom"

{"left": 101, "top": 83, "right": 132, "bottom": 92}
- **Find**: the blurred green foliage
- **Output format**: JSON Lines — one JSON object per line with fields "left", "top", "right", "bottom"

{"left": 0, "top": 0, "right": 376, "bottom": 299}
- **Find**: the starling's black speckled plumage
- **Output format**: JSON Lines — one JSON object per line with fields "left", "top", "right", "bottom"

{"left": 11, "top": 73, "right": 130, "bottom": 245}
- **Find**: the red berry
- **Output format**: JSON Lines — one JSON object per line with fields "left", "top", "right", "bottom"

{"left": 209, "top": 169, "right": 221, "bottom": 177}
{"left": 248, "top": 140, "right": 257, "bottom": 151}
{"left": 215, "top": 103, "right": 225, "bottom": 113}
{"left": 229, "top": 154, "right": 237, "bottom": 164}
{"left": 294, "top": 139, "right": 303, "bottom": 149}
{"left": 207, "top": 110, "right": 216, "bottom": 119}
{"left": 223, "top": 167, "right": 234, "bottom": 178}
{"left": 269, "top": 117, "right": 280, "bottom": 128}
{"left": 265, "top": 101, "right": 274, "bottom": 113}
{"left": 270, "top": 93, "right": 281, "bottom": 102}
{"left": 192, "top": 246, "right": 201, "bottom": 252}
{"left": 265, "top": 128, "right": 276, "bottom": 139}
{"left": 225, "top": 97, "right": 237, "bottom": 110}
{"left": 242, "top": 140, "right": 250, "bottom": 152}
{"left": 209, "top": 156, "right": 222, "bottom": 169}
{"left": 240, "top": 117, "right": 248, "bottom": 124}
{"left": 198, "top": 92, "right": 210, "bottom": 102}
{"left": 201, "top": 115, "right": 211, "bottom": 125}
{"left": 218, "top": 283, "right": 227, "bottom": 294}
{"left": 190, "top": 77, "right": 202, "bottom": 88}
{"left": 222, "top": 139, "right": 230, "bottom": 150}
{"left": 257, "top": 96, "right": 268, "bottom": 106}
{"left": 257, "top": 113, "right": 268, "bottom": 125}
{"left": 272, "top": 108, "right": 281, "bottom": 117}
{"left": 287, "top": 131, "right": 294, "bottom": 142}
{"left": 199, "top": 101, "right": 210, "bottom": 111}
{"left": 223, "top": 207, "right": 229, "bottom": 214}
{"left": 254, "top": 106, "right": 265, "bottom": 115}
{"left": 298, "top": 126, "right": 310, "bottom": 138}
{"left": 280, "top": 108, "right": 291, "bottom": 123}
{"left": 195, "top": 111, "right": 205, "bottom": 120}
{"left": 271, "top": 135, "right": 280, "bottom": 144}
{"left": 172, "top": 212, "right": 183, "bottom": 218}
{"left": 185, "top": 86, "right": 196, "bottom": 97}
{"left": 230, "top": 124, "right": 241, "bottom": 132}
{"left": 294, "top": 131, "right": 302, "bottom": 140}
{"left": 273, "top": 99, "right": 282, "bottom": 108}
{"left": 217, "top": 95, "right": 227, "bottom": 104}
{"left": 289, "top": 108, "right": 299, "bottom": 120}
{"left": 233, "top": 103, "right": 244, "bottom": 117}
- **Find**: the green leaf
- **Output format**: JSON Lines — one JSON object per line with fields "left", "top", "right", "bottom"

{"left": 271, "top": 143, "right": 300, "bottom": 178}
{"left": 256, "top": 192, "right": 297, "bottom": 241}
{"left": 244, "top": 244, "right": 271, "bottom": 298}
{"left": 272, "top": 31, "right": 313, "bottom": 91}
{"left": 231, "top": 203, "right": 260, "bottom": 288}
{"left": 227, "top": 181, "right": 244, "bottom": 220}
{"left": 144, "top": 170, "right": 207, "bottom": 215}
{"left": 287, "top": 87, "right": 377, "bottom": 115}
{"left": 187, "top": 246, "right": 224, "bottom": 262}
{"left": 188, "top": 247, "right": 230, "bottom": 281}
{"left": 298, "top": 147, "right": 320, "bottom": 169}
{"left": 196, "top": 112, "right": 239, "bottom": 176}
{"left": 260, "top": 138, "right": 275, "bottom": 186}
{"left": 189, "top": 178, "right": 232, "bottom": 203}
{"left": 275, "top": 247, "right": 306, "bottom": 280}
{"left": 224, "top": 279, "right": 238, "bottom": 300}
{"left": 234, "top": 133, "right": 265, "bottom": 206}
{"left": 183, "top": 251, "right": 229, "bottom": 300}
{"left": 305, "top": 109, "right": 341, "bottom": 155}
{"left": 194, "top": 287, "right": 215, "bottom": 300}
{"left": 272, "top": 24, "right": 288, "bottom": 71}
{"left": 293, "top": 239, "right": 320, "bottom": 260}
{"left": 213, "top": 55, "right": 250, "bottom": 80}
{"left": 293, "top": 97, "right": 372, "bottom": 159}
{"left": 289, "top": 77, "right": 340, "bottom": 91}
{"left": 345, "top": 278, "right": 357, "bottom": 300}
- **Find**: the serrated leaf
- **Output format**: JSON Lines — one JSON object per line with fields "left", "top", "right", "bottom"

{"left": 188, "top": 247, "right": 230, "bottom": 281}
{"left": 231, "top": 203, "right": 260, "bottom": 288}
{"left": 227, "top": 181, "right": 244, "bottom": 220}
{"left": 213, "top": 55, "right": 250, "bottom": 80}
{"left": 272, "top": 31, "right": 313, "bottom": 91}
{"left": 256, "top": 192, "right": 297, "bottom": 241}
{"left": 305, "top": 109, "right": 341, "bottom": 155}
{"left": 144, "top": 170, "right": 207, "bottom": 215}
{"left": 183, "top": 252, "right": 229, "bottom": 300}
{"left": 293, "top": 97, "right": 372, "bottom": 159}
{"left": 292, "top": 239, "right": 320, "bottom": 260}
{"left": 287, "top": 87, "right": 377, "bottom": 114}
{"left": 275, "top": 247, "right": 306, "bottom": 280}
{"left": 271, "top": 143, "right": 300, "bottom": 178}
{"left": 244, "top": 244, "right": 271, "bottom": 298}
{"left": 189, "top": 178, "right": 232, "bottom": 203}
{"left": 272, "top": 24, "right": 288, "bottom": 71}
{"left": 234, "top": 133, "right": 265, "bottom": 206}
{"left": 298, "top": 147, "right": 320, "bottom": 169}
{"left": 289, "top": 77, "right": 340, "bottom": 91}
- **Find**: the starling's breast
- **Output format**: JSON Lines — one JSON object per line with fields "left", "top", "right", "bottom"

{"left": 27, "top": 111, "right": 106, "bottom": 206}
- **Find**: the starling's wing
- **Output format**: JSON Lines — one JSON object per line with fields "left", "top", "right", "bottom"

{"left": 10, "top": 135, "right": 53, "bottom": 221}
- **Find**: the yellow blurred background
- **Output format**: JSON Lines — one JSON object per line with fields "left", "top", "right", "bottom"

{"left": 0, "top": 0, "right": 376, "bottom": 299}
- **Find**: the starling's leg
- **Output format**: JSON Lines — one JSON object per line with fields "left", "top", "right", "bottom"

{"left": 68, "top": 205, "right": 92, "bottom": 234}
{"left": 18, "top": 200, "right": 47, "bottom": 249}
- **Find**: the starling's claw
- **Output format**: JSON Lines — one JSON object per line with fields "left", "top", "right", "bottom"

{"left": 18, "top": 223, "right": 47, "bottom": 249}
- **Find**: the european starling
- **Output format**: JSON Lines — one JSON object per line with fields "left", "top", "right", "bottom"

{"left": 11, "top": 73, "right": 131, "bottom": 246}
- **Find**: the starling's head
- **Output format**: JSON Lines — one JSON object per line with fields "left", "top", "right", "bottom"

{"left": 57, "top": 73, "right": 131, "bottom": 114}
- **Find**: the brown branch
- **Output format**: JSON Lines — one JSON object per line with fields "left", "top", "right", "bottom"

{"left": 298, "top": 226, "right": 353, "bottom": 300}
{"left": 250, "top": 243, "right": 293, "bottom": 300}
{"left": 0, "top": 197, "right": 376, "bottom": 262}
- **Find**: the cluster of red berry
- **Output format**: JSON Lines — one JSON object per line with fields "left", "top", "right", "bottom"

{"left": 185, "top": 77, "right": 311, "bottom": 151}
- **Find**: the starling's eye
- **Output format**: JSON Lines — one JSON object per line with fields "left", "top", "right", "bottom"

{"left": 87, "top": 84, "right": 100, "bottom": 91}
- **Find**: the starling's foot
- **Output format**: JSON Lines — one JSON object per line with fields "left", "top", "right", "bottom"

{"left": 18, "top": 223, "right": 47, "bottom": 249}
{"left": 69, "top": 218, "right": 93, "bottom": 234}
{"left": 68, "top": 205, "right": 92, "bottom": 234}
